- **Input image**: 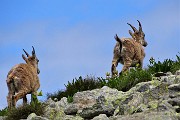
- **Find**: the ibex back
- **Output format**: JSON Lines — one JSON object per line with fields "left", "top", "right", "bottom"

{"left": 6, "top": 46, "right": 40, "bottom": 109}
{"left": 111, "top": 20, "right": 148, "bottom": 76}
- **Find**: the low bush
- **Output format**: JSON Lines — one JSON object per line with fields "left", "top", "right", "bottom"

{"left": 170, "top": 54, "right": 180, "bottom": 74}
{"left": 99, "top": 68, "right": 152, "bottom": 92}
{"left": 0, "top": 107, "right": 8, "bottom": 116}
{"left": 6, "top": 102, "right": 46, "bottom": 120}
{"left": 47, "top": 76, "right": 102, "bottom": 102}
{"left": 47, "top": 54, "right": 179, "bottom": 102}
{"left": 47, "top": 69, "right": 152, "bottom": 101}
{"left": 148, "top": 53, "right": 180, "bottom": 74}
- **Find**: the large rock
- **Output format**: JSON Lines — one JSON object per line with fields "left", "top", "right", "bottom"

{"left": 0, "top": 116, "right": 6, "bottom": 120}
{"left": 27, "top": 113, "right": 48, "bottom": 120}
{"left": 65, "top": 86, "right": 125, "bottom": 118}
{"left": 43, "top": 97, "right": 68, "bottom": 119}
{"left": 92, "top": 114, "right": 109, "bottom": 120}
{"left": 112, "top": 111, "right": 179, "bottom": 120}
{"left": 112, "top": 70, "right": 180, "bottom": 119}
{"left": 24, "top": 69, "right": 180, "bottom": 119}
{"left": 62, "top": 115, "right": 83, "bottom": 120}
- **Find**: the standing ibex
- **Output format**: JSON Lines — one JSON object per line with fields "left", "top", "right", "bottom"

{"left": 111, "top": 20, "right": 148, "bottom": 76}
{"left": 6, "top": 46, "right": 40, "bottom": 108}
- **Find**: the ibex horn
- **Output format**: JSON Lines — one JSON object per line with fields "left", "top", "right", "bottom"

{"left": 137, "top": 20, "right": 142, "bottom": 32}
{"left": 23, "top": 49, "right": 29, "bottom": 57}
{"left": 114, "top": 34, "right": 121, "bottom": 43}
{"left": 127, "top": 23, "right": 138, "bottom": 32}
{"left": 32, "top": 46, "right": 36, "bottom": 56}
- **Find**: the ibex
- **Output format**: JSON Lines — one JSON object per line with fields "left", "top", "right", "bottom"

{"left": 111, "top": 20, "right": 148, "bottom": 76}
{"left": 6, "top": 46, "right": 40, "bottom": 108}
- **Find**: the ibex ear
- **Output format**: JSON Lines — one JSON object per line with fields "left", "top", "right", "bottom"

{"left": 22, "top": 54, "right": 27, "bottom": 62}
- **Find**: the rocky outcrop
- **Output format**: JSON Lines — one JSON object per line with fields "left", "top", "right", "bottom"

{"left": 20, "top": 70, "right": 180, "bottom": 120}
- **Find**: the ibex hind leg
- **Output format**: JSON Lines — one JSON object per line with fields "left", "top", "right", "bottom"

{"left": 111, "top": 64, "right": 117, "bottom": 77}
{"left": 7, "top": 82, "right": 15, "bottom": 109}
{"left": 13, "top": 88, "right": 29, "bottom": 106}
{"left": 111, "top": 55, "right": 120, "bottom": 77}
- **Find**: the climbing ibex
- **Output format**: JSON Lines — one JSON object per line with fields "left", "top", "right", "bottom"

{"left": 6, "top": 46, "right": 40, "bottom": 108}
{"left": 111, "top": 20, "right": 148, "bottom": 76}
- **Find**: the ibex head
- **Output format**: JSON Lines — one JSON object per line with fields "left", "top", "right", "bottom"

{"left": 22, "top": 46, "right": 40, "bottom": 74}
{"left": 127, "top": 20, "right": 148, "bottom": 47}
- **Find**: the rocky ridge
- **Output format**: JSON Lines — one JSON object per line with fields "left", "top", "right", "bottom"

{"left": 1, "top": 70, "right": 180, "bottom": 120}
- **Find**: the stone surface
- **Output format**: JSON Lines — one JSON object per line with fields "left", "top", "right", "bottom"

{"left": 22, "top": 69, "right": 180, "bottom": 120}
{"left": 27, "top": 113, "right": 49, "bottom": 120}
{"left": 62, "top": 115, "right": 83, "bottom": 120}
{"left": 92, "top": 114, "right": 109, "bottom": 120}
{"left": 112, "top": 111, "right": 179, "bottom": 120}
{"left": 0, "top": 116, "right": 6, "bottom": 120}
{"left": 175, "top": 70, "right": 180, "bottom": 75}
{"left": 64, "top": 86, "right": 125, "bottom": 118}
{"left": 64, "top": 104, "right": 79, "bottom": 115}
{"left": 43, "top": 97, "right": 67, "bottom": 119}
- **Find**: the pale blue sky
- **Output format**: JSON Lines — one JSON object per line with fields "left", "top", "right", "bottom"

{"left": 0, "top": 0, "right": 179, "bottom": 109}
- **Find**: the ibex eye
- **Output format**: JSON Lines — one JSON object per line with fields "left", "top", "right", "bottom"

{"left": 37, "top": 59, "right": 39, "bottom": 62}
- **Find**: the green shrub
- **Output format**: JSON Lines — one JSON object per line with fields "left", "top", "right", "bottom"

{"left": 148, "top": 54, "right": 180, "bottom": 74}
{"left": 47, "top": 54, "right": 179, "bottom": 101}
{"left": 67, "top": 96, "right": 73, "bottom": 103}
{"left": 148, "top": 57, "right": 173, "bottom": 74}
{"left": 47, "top": 90, "right": 66, "bottom": 101}
{"left": 47, "top": 76, "right": 102, "bottom": 102}
{"left": 0, "top": 107, "right": 8, "bottom": 116}
{"left": 47, "top": 68, "right": 152, "bottom": 101}
{"left": 6, "top": 102, "right": 46, "bottom": 120}
{"left": 99, "top": 68, "right": 152, "bottom": 92}
{"left": 170, "top": 54, "right": 180, "bottom": 74}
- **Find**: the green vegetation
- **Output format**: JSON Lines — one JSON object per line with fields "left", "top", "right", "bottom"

{"left": 100, "top": 68, "right": 152, "bottom": 92}
{"left": 0, "top": 91, "right": 45, "bottom": 120}
{"left": 6, "top": 102, "right": 46, "bottom": 120}
{"left": 47, "top": 68, "right": 152, "bottom": 102}
{"left": 148, "top": 53, "right": 180, "bottom": 74}
{"left": 47, "top": 76, "right": 102, "bottom": 102}
{"left": 47, "top": 54, "right": 180, "bottom": 102}
{"left": 0, "top": 54, "right": 179, "bottom": 118}
{"left": 0, "top": 107, "right": 8, "bottom": 116}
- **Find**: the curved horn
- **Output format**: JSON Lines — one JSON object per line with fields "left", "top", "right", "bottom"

{"left": 114, "top": 34, "right": 121, "bottom": 43}
{"left": 23, "top": 49, "right": 29, "bottom": 57}
{"left": 127, "top": 23, "right": 138, "bottom": 32}
{"left": 129, "top": 30, "right": 133, "bottom": 37}
{"left": 32, "top": 46, "right": 36, "bottom": 56}
{"left": 137, "top": 20, "right": 142, "bottom": 32}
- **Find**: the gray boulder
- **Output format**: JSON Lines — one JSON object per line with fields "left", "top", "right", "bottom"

{"left": 43, "top": 97, "right": 68, "bottom": 119}
{"left": 27, "top": 113, "right": 48, "bottom": 120}
{"left": 92, "top": 114, "right": 109, "bottom": 120}
{"left": 0, "top": 116, "right": 6, "bottom": 120}
{"left": 64, "top": 86, "right": 125, "bottom": 118}
{"left": 112, "top": 111, "right": 179, "bottom": 120}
